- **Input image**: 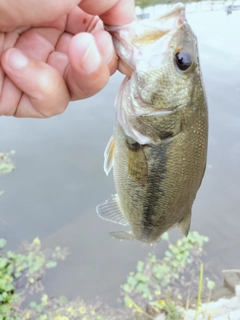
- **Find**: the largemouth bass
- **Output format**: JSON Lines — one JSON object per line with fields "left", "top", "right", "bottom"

{"left": 97, "top": 3, "right": 208, "bottom": 243}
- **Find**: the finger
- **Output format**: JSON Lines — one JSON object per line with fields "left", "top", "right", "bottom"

{"left": 65, "top": 6, "right": 99, "bottom": 35}
{"left": 93, "top": 30, "right": 117, "bottom": 76}
{"left": 54, "top": 28, "right": 117, "bottom": 79}
{"left": 0, "top": 76, "right": 22, "bottom": 116}
{"left": 66, "top": 32, "right": 112, "bottom": 100}
{"left": 1, "top": 48, "right": 70, "bottom": 117}
{"left": 79, "top": 0, "right": 136, "bottom": 25}
{"left": 0, "top": 0, "right": 80, "bottom": 31}
{"left": 13, "top": 28, "right": 61, "bottom": 61}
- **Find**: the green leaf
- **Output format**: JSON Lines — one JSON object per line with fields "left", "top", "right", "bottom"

{"left": 14, "top": 272, "right": 22, "bottom": 278}
{"left": 59, "top": 295, "right": 68, "bottom": 303}
{"left": 137, "top": 261, "right": 144, "bottom": 272}
{"left": 165, "top": 250, "right": 172, "bottom": 258}
{"left": 124, "top": 296, "right": 133, "bottom": 308}
{"left": 36, "top": 304, "right": 43, "bottom": 313}
{"left": 161, "top": 232, "right": 169, "bottom": 241}
{"left": 31, "top": 237, "right": 41, "bottom": 249}
{"left": 122, "top": 284, "right": 131, "bottom": 293}
{"left": 46, "top": 261, "right": 57, "bottom": 269}
{"left": 150, "top": 255, "right": 157, "bottom": 264}
{"left": 0, "top": 239, "right": 7, "bottom": 249}
{"left": 0, "top": 257, "right": 8, "bottom": 269}
{"left": 30, "top": 301, "right": 37, "bottom": 308}
{"left": 78, "top": 306, "right": 86, "bottom": 314}
{"left": 41, "top": 294, "right": 48, "bottom": 303}
{"left": 207, "top": 280, "right": 215, "bottom": 290}
{"left": 0, "top": 163, "right": 14, "bottom": 175}
{"left": 127, "top": 276, "right": 137, "bottom": 288}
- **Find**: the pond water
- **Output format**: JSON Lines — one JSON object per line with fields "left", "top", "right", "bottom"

{"left": 1, "top": 3, "right": 240, "bottom": 308}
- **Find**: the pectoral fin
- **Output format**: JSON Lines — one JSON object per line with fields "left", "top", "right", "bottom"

{"left": 109, "top": 231, "right": 134, "bottom": 241}
{"left": 103, "top": 135, "right": 115, "bottom": 176}
{"left": 96, "top": 194, "right": 129, "bottom": 226}
{"left": 126, "top": 139, "right": 148, "bottom": 186}
{"left": 178, "top": 212, "right": 192, "bottom": 237}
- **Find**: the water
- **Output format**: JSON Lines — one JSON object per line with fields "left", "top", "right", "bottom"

{"left": 1, "top": 5, "right": 240, "bottom": 307}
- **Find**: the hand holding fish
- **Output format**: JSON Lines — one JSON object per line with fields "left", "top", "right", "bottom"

{"left": 0, "top": 0, "right": 135, "bottom": 117}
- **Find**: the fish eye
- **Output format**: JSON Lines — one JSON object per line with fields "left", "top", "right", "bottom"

{"left": 175, "top": 51, "right": 192, "bottom": 71}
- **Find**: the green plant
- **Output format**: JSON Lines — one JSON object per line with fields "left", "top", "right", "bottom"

{"left": 0, "top": 237, "right": 69, "bottom": 319}
{"left": 0, "top": 151, "right": 15, "bottom": 197}
{"left": 0, "top": 237, "right": 124, "bottom": 320}
{"left": 193, "top": 263, "right": 204, "bottom": 320}
{"left": 148, "top": 297, "right": 183, "bottom": 320}
{"left": 26, "top": 295, "right": 112, "bottom": 320}
{"left": 0, "top": 151, "right": 15, "bottom": 176}
{"left": 122, "top": 231, "right": 210, "bottom": 316}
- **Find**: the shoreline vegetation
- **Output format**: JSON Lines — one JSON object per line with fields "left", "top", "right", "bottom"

{"left": 135, "top": 0, "right": 234, "bottom": 9}
{"left": 0, "top": 230, "right": 240, "bottom": 319}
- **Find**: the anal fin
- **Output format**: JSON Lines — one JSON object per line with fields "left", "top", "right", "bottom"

{"left": 178, "top": 212, "right": 192, "bottom": 237}
{"left": 96, "top": 194, "right": 129, "bottom": 226}
{"left": 109, "top": 231, "right": 133, "bottom": 241}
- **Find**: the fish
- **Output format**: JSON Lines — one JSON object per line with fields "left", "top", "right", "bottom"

{"left": 96, "top": 3, "right": 208, "bottom": 243}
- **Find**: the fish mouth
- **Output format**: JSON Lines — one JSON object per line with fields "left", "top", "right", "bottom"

{"left": 104, "top": 4, "right": 186, "bottom": 76}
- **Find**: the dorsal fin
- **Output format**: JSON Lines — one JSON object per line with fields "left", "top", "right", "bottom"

{"left": 96, "top": 194, "right": 129, "bottom": 226}
{"left": 103, "top": 135, "right": 115, "bottom": 176}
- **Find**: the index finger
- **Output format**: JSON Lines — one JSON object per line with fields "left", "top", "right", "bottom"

{"left": 79, "top": 0, "right": 136, "bottom": 25}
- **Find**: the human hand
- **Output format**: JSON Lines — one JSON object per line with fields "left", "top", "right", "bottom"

{"left": 0, "top": 0, "right": 135, "bottom": 117}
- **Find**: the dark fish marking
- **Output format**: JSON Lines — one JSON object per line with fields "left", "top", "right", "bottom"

{"left": 159, "top": 131, "right": 174, "bottom": 140}
{"left": 141, "top": 143, "right": 168, "bottom": 240}
{"left": 126, "top": 138, "right": 148, "bottom": 186}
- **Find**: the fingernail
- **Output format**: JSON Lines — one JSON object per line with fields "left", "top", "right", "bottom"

{"left": 6, "top": 49, "right": 29, "bottom": 69}
{"left": 82, "top": 39, "right": 101, "bottom": 74}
